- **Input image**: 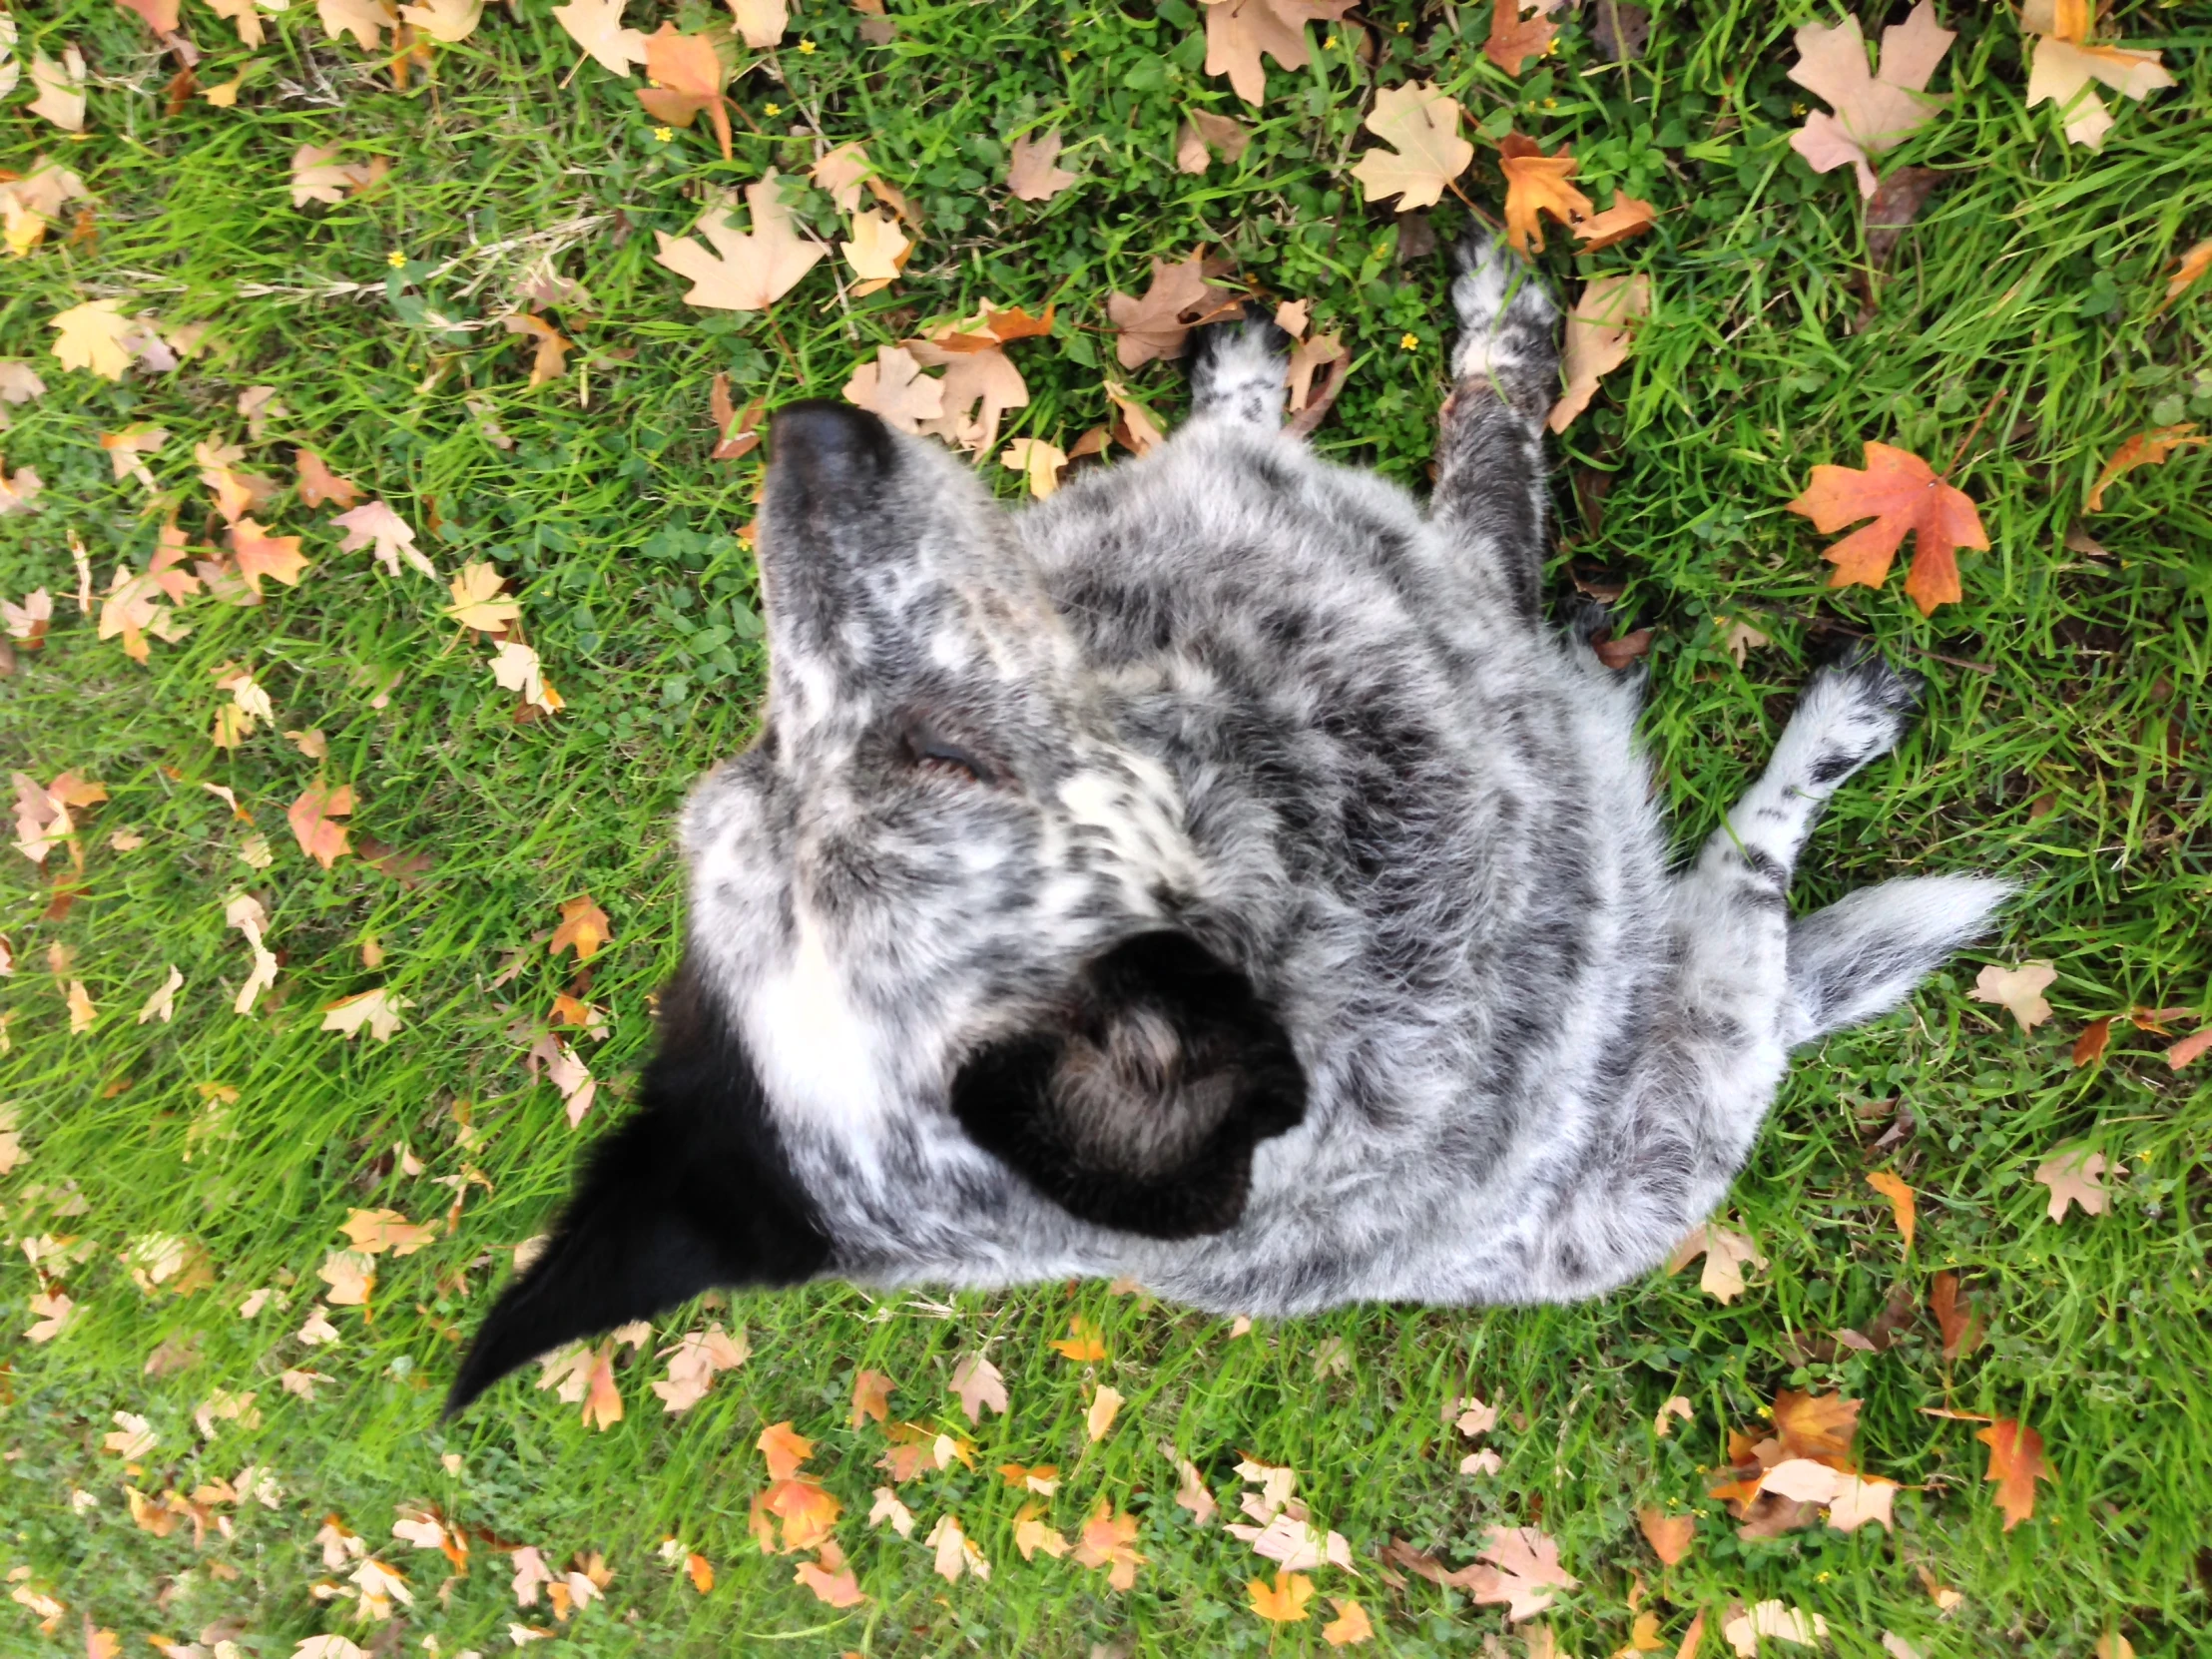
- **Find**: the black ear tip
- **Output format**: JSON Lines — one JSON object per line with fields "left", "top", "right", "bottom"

{"left": 771, "top": 398, "right": 896, "bottom": 480}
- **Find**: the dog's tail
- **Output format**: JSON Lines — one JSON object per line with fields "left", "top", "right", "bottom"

{"left": 1782, "top": 875, "right": 2014, "bottom": 1046}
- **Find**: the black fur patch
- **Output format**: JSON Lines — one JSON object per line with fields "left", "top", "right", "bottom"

{"left": 948, "top": 931, "right": 1307, "bottom": 1240}
{"left": 443, "top": 960, "right": 830, "bottom": 1417}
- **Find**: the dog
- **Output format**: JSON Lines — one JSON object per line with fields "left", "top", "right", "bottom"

{"left": 446, "top": 232, "right": 2007, "bottom": 1416}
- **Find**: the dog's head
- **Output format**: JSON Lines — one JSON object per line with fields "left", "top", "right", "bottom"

{"left": 447, "top": 404, "right": 1305, "bottom": 1415}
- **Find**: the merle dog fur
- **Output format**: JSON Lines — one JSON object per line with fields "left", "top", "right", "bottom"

{"left": 447, "top": 232, "right": 2008, "bottom": 1416}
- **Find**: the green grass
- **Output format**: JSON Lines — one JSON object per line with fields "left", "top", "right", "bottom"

{"left": 3, "top": 0, "right": 2209, "bottom": 1654}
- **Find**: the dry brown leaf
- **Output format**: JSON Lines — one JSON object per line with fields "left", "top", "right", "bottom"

{"left": 1107, "top": 253, "right": 1235, "bottom": 368}
{"left": 1006, "top": 130, "right": 1079, "bottom": 203}
{"left": 2033, "top": 1147, "right": 2106, "bottom": 1222}
{"left": 1485, "top": 0, "right": 1555, "bottom": 76}
{"left": 841, "top": 344, "right": 944, "bottom": 434}
{"left": 653, "top": 173, "right": 826, "bottom": 312}
{"left": 1350, "top": 82, "right": 1472, "bottom": 211}
{"left": 1548, "top": 273, "right": 1650, "bottom": 434}
{"left": 1972, "top": 960, "right": 2055, "bottom": 1030}
{"left": 635, "top": 24, "right": 733, "bottom": 159}
{"left": 1976, "top": 1417, "right": 2048, "bottom": 1529}
{"left": 549, "top": 893, "right": 612, "bottom": 961}
{"left": 1201, "top": 0, "right": 1353, "bottom": 106}
{"left": 1177, "top": 110, "right": 1251, "bottom": 174}
{"left": 1786, "top": 2, "right": 1955, "bottom": 198}
{"left": 2085, "top": 425, "right": 2205, "bottom": 512}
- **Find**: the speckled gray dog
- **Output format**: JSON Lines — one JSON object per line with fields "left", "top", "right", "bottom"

{"left": 449, "top": 232, "right": 2007, "bottom": 1414}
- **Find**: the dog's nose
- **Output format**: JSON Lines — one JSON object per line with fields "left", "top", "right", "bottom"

{"left": 769, "top": 399, "right": 896, "bottom": 493}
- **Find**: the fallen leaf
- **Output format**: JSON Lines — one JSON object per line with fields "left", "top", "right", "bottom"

{"left": 50, "top": 299, "right": 135, "bottom": 380}
{"left": 1087, "top": 1383, "right": 1124, "bottom": 1441}
{"left": 1177, "top": 110, "right": 1251, "bottom": 174}
{"left": 2160, "top": 237, "right": 2212, "bottom": 307}
{"left": 29, "top": 46, "right": 89, "bottom": 133}
{"left": 2071, "top": 1016, "right": 2112, "bottom": 1067}
{"left": 906, "top": 334, "right": 1029, "bottom": 453}
{"left": 1722, "top": 1602, "right": 1829, "bottom": 1656}
{"left": 1350, "top": 82, "right": 1473, "bottom": 212}
{"left": 1484, "top": 0, "right": 1554, "bottom": 76}
{"left": 1072, "top": 1499, "right": 1146, "bottom": 1590}
{"left": 1976, "top": 1416, "right": 2048, "bottom": 1529}
{"left": 339, "top": 1207, "right": 434, "bottom": 1254}
{"left": 1174, "top": 1457, "right": 1218, "bottom": 1525}
{"left": 1864, "top": 166, "right": 1943, "bottom": 269}
{"left": 949, "top": 1353, "right": 1006, "bottom": 1422}
{"left": 2022, "top": 1, "right": 2173, "bottom": 152}
{"left": 1574, "top": 192, "right": 1657, "bottom": 252}
{"left": 503, "top": 313, "right": 571, "bottom": 385}
{"left": 923, "top": 1514, "right": 989, "bottom": 1583}
{"left": 1498, "top": 133, "right": 1593, "bottom": 256}
{"left": 635, "top": 24, "right": 733, "bottom": 159}
{"left": 1669, "top": 1222, "right": 1767, "bottom": 1303}
{"left": 1475, "top": 1525, "right": 1578, "bottom": 1622}
{"left": 287, "top": 783, "right": 354, "bottom": 867}
{"left": 1006, "top": 130, "right": 1079, "bottom": 202}
{"left": 1247, "top": 1569, "right": 1316, "bottom": 1623}
{"left": 793, "top": 1540, "right": 864, "bottom": 1607}
{"left": 841, "top": 344, "right": 944, "bottom": 433}
{"left": 1201, "top": 0, "right": 1352, "bottom": 106}
{"left": 1930, "top": 1270, "right": 1981, "bottom": 1359}
{"left": 653, "top": 173, "right": 827, "bottom": 311}
{"left": 1786, "top": 2, "right": 1955, "bottom": 199}
{"left": 1459, "top": 1447, "right": 1502, "bottom": 1475}
{"left": 333, "top": 501, "right": 434, "bottom": 579}
{"left": 1654, "top": 1395, "right": 1693, "bottom": 1437}
{"left": 1637, "top": 1508, "right": 1695, "bottom": 1566}
{"left": 230, "top": 518, "right": 309, "bottom": 590}
{"left": 289, "top": 145, "right": 385, "bottom": 209}
{"left": 445, "top": 561, "right": 520, "bottom": 633}
{"left": 840, "top": 208, "right": 911, "bottom": 294}
{"left": 552, "top": 0, "right": 647, "bottom": 76}
{"left": 2033, "top": 1147, "right": 2107, "bottom": 1222}
{"left": 397, "top": 0, "right": 482, "bottom": 42}
{"left": 868, "top": 1486, "right": 914, "bottom": 1537}
{"left": 1052, "top": 1317, "right": 1109, "bottom": 1362}
{"left": 1548, "top": 273, "right": 1651, "bottom": 433}
{"left": 1972, "top": 960, "right": 2056, "bottom": 1030}
{"left": 1105, "top": 379, "right": 1166, "bottom": 454}
{"left": 1107, "top": 253, "right": 1237, "bottom": 369}
{"left": 318, "top": 0, "right": 397, "bottom": 50}
{"left": 1773, "top": 1390, "right": 1861, "bottom": 1463}
{"left": 1322, "top": 1596, "right": 1375, "bottom": 1646}
{"left": 1000, "top": 437, "right": 1068, "bottom": 499}
{"left": 1826, "top": 1472, "right": 1899, "bottom": 1532}
{"left": 317, "top": 1249, "right": 374, "bottom": 1306}
{"left": 849, "top": 1368, "right": 893, "bottom": 1426}
{"left": 2086, "top": 425, "right": 2205, "bottom": 513}
{"left": 550, "top": 893, "right": 612, "bottom": 961}
{"left": 2168, "top": 1027, "right": 2212, "bottom": 1070}
{"left": 1786, "top": 440, "right": 1987, "bottom": 615}
{"left": 1866, "top": 1170, "right": 1917, "bottom": 1250}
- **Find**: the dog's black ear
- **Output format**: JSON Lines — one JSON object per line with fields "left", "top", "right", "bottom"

{"left": 949, "top": 931, "right": 1306, "bottom": 1241}
{"left": 444, "top": 962, "right": 830, "bottom": 1419}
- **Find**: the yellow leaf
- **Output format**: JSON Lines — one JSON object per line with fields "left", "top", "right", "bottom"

{"left": 1247, "top": 1570, "right": 1315, "bottom": 1623}
{"left": 445, "top": 561, "right": 520, "bottom": 633}
{"left": 49, "top": 300, "right": 134, "bottom": 380}
{"left": 1864, "top": 1170, "right": 1916, "bottom": 1250}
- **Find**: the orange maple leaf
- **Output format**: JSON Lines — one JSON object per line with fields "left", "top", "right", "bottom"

{"left": 1247, "top": 1569, "right": 1316, "bottom": 1622}
{"left": 295, "top": 448, "right": 361, "bottom": 509}
{"left": 1497, "top": 133, "right": 1592, "bottom": 256}
{"left": 636, "top": 24, "right": 733, "bottom": 159}
{"left": 549, "top": 893, "right": 612, "bottom": 962}
{"left": 684, "top": 1552, "right": 713, "bottom": 1593}
{"left": 1050, "top": 1317, "right": 1108, "bottom": 1362}
{"left": 287, "top": 783, "right": 355, "bottom": 868}
{"left": 849, "top": 1369, "right": 894, "bottom": 1427}
{"left": 1772, "top": 1390, "right": 1861, "bottom": 1464}
{"left": 2084, "top": 424, "right": 2205, "bottom": 512}
{"left": 1071, "top": 1499, "right": 1146, "bottom": 1590}
{"left": 1976, "top": 1417, "right": 2049, "bottom": 1529}
{"left": 580, "top": 1342, "right": 623, "bottom": 1429}
{"left": 229, "top": 517, "right": 309, "bottom": 591}
{"left": 764, "top": 1477, "right": 841, "bottom": 1552}
{"left": 758, "top": 1420, "right": 814, "bottom": 1481}
{"left": 1785, "top": 440, "right": 1987, "bottom": 615}
{"left": 1864, "top": 1170, "right": 1917, "bottom": 1250}
{"left": 793, "top": 1541, "right": 865, "bottom": 1607}
{"left": 2158, "top": 236, "right": 2212, "bottom": 308}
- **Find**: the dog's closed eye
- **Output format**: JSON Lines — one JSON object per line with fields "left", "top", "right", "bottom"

{"left": 899, "top": 718, "right": 995, "bottom": 786}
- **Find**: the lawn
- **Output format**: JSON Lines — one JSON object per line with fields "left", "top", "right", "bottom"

{"left": 3, "top": 0, "right": 2209, "bottom": 1655}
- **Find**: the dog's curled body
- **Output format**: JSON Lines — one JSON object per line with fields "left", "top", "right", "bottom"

{"left": 447, "top": 236, "right": 2006, "bottom": 1413}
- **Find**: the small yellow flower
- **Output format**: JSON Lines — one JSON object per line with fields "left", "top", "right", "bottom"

{"left": 1542, "top": 98, "right": 1557, "bottom": 109}
{"left": 1395, "top": 18, "right": 1408, "bottom": 30}
{"left": 764, "top": 102, "right": 782, "bottom": 117}
{"left": 652, "top": 125, "right": 674, "bottom": 142}
{"left": 1323, "top": 33, "right": 1336, "bottom": 48}
{"left": 798, "top": 37, "right": 816, "bottom": 53}
{"left": 1398, "top": 332, "right": 1419, "bottom": 351}
{"left": 387, "top": 250, "right": 406, "bottom": 268}
{"left": 1061, "top": 47, "right": 1074, "bottom": 62}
